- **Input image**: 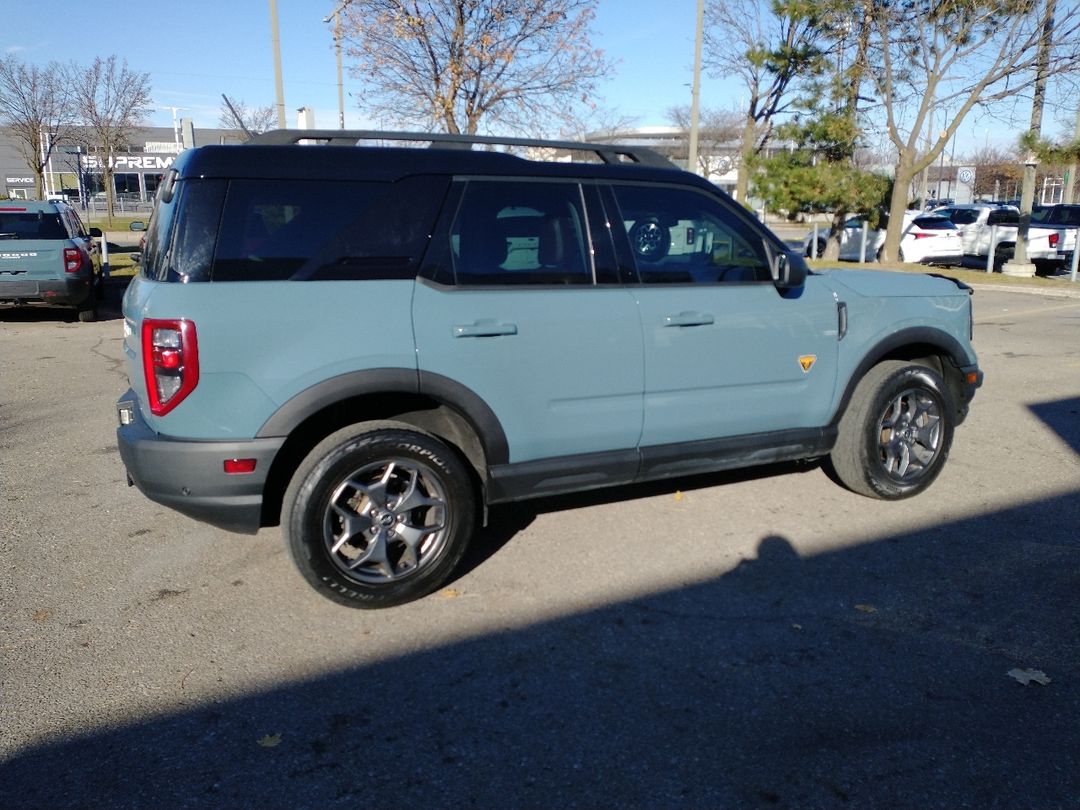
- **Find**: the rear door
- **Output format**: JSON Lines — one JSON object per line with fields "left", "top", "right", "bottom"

{"left": 412, "top": 179, "right": 644, "bottom": 466}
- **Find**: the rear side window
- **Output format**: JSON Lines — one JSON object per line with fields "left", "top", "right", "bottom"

{"left": 212, "top": 177, "right": 447, "bottom": 282}
{"left": 449, "top": 181, "right": 592, "bottom": 285}
{"left": 986, "top": 209, "right": 1018, "bottom": 226}
{"left": 0, "top": 211, "right": 68, "bottom": 240}
{"left": 1043, "top": 206, "right": 1080, "bottom": 225}
{"left": 944, "top": 208, "right": 980, "bottom": 225}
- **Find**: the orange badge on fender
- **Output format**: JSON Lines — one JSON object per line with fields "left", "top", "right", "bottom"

{"left": 799, "top": 355, "right": 817, "bottom": 373}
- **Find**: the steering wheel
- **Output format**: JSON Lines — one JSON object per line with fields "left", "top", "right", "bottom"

{"left": 628, "top": 217, "right": 670, "bottom": 262}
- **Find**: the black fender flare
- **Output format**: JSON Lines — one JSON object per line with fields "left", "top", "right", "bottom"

{"left": 831, "top": 327, "right": 972, "bottom": 426}
{"left": 256, "top": 367, "right": 509, "bottom": 466}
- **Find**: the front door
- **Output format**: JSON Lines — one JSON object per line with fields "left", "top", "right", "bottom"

{"left": 608, "top": 184, "right": 840, "bottom": 451}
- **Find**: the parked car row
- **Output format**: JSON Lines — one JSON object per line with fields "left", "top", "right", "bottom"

{"left": 805, "top": 201, "right": 1079, "bottom": 274}
{"left": 803, "top": 210, "right": 964, "bottom": 265}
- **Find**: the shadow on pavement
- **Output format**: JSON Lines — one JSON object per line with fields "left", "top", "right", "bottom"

{"left": 1029, "top": 397, "right": 1080, "bottom": 455}
{"left": 2, "top": 489, "right": 1078, "bottom": 808}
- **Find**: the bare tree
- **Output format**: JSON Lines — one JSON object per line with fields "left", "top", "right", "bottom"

{"left": 559, "top": 106, "right": 640, "bottom": 142}
{"left": 0, "top": 57, "right": 73, "bottom": 199}
{"left": 703, "top": 0, "right": 830, "bottom": 202}
{"left": 66, "top": 56, "right": 152, "bottom": 221}
{"left": 866, "top": 0, "right": 1080, "bottom": 260}
{"left": 340, "top": 0, "right": 612, "bottom": 135}
{"left": 964, "top": 145, "right": 1024, "bottom": 200}
{"left": 219, "top": 95, "right": 275, "bottom": 140}
{"left": 667, "top": 105, "right": 743, "bottom": 179}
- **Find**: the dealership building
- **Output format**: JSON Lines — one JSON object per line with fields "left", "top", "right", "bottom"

{"left": 0, "top": 124, "right": 245, "bottom": 201}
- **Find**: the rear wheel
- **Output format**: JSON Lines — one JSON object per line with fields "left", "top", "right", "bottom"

{"left": 76, "top": 302, "right": 97, "bottom": 322}
{"left": 829, "top": 361, "right": 955, "bottom": 499}
{"left": 283, "top": 423, "right": 476, "bottom": 608}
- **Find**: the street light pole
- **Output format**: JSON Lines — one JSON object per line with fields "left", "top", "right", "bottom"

{"left": 687, "top": 0, "right": 704, "bottom": 177}
{"left": 269, "top": 0, "right": 287, "bottom": 129}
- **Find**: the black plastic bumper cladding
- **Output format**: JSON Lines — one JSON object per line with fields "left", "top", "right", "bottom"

{"left": 117, "top": 392, "right": 284, "bottom": 534}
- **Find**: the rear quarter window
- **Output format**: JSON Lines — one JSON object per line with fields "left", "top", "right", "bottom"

{"left": 212, "top": 176, "right": 448, "bottom": 282}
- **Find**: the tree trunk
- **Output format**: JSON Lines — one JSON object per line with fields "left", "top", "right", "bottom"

{"left": 823, "top": 210, "right": 847, "bottom": 260}
{"left": 734, "top": 113, "right": 756, "bottom": 204}
{"left": 883, "top": 159, "right": 916, "bottom": 261}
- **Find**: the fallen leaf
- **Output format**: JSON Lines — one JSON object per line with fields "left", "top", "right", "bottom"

{"left": 31, "top": 609, "right": 52, "bottom": 623}
{"left": 440, "top": 588, "right": 462, "bottom": 599}
{"left": 854, "top": 604, "right": 877, "bottom": 613}
{"left": 257, "top": 733, "right": 282, "bottom": 748}
{"left": 674, "top": 490, "right": 684, "bottom": 502}
{"left": 1007, "top": 668, "right": 1051, "bottom": 686}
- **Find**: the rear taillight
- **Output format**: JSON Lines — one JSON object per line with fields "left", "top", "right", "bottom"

{"left": 142, "top": 319, "right": 199, "bottom": 416}
{"left": 912, "top": 233, "right": 935, "bottom": 239}
{"left": 64, "top": 247, "right": 82, "bottom": 273}
{"left": 1049, "top": 232, "right": 1059, "bottom": 248}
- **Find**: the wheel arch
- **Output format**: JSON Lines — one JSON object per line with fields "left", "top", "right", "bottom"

{"left": 832, "top": 328, "right": 970, "bottom": 428}
{"left": 256, "top": 369, "right": 507, "bottom": 527}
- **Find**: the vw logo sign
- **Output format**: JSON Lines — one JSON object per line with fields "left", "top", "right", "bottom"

{"left": 958, "top": 168, "right": 974, "bottom": 184}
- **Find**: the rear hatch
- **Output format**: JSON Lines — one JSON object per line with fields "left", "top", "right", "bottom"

{"left": 0, "top": 208, "right": 69, "bottom": 293}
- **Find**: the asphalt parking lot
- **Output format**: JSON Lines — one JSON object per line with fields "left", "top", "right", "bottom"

{"left": 1, "top": 280, "right": 1078, "bottom": 809}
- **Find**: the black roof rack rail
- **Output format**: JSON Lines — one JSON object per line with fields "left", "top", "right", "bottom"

{"left": 248, "top": 129, "right": 677, "bottom": 169}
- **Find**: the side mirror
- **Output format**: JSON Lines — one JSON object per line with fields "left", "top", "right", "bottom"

{"left": 772, "top": 250, "right": 807, "bottom": 290}
{"left": 89, "top": 227, "right": 103, "bottom": 238}
{"left": 129, "top": 221, "right": 146, "bottom": 232}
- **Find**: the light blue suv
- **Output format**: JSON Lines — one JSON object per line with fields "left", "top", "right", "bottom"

{"left": 116, "top": 131, "right": 982, "bottom": 608}
{"left": 0, "top": 200, "right": 103, "bottom": 321}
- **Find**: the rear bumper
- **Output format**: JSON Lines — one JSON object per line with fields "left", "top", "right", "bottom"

{"left": 0, "top": 276, "right": 94, "bottom": 308}
{"left": 116, "top": 390, "right": 284, "bottom": 534}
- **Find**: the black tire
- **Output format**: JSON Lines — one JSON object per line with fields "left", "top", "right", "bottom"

{"left": 76, "top": 303, "right": 97, "bottom": 322}
{"left": 805, "top": 239, "right": 827, "bottom": 259}
{"left": 828, "top": 361, "right": 955, "bottom": 499}
{"left": 282, "top": 423, "right": 476, "bottom": 608}
{"left": 628, "top": 217, "right": 671, "bottom": 262}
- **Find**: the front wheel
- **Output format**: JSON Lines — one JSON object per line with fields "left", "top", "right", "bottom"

{"left": 828, "top": 361, "right": 955, "bottom": 499}
{"left": 283, "top": 423, "right": 476, "bottom": 608}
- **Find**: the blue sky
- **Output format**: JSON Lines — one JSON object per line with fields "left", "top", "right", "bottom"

{"left": 3, "top": 0, "right": 724, "bottom": 131}
{"left": 1, "top": 0, "right": 1039, "bottom": 154}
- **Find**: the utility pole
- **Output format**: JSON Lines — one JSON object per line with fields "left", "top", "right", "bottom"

{"left": 1004, "top": 0, "right": 1055, "bottom": 277}
{"left": 687, "top": 0, "right": 705, "bottom": 176}
{"left": 324, "top": 1, "right": 353, "bottom": 130}
{"left": 269, "top": 0, "right": 287, "bottom": 129}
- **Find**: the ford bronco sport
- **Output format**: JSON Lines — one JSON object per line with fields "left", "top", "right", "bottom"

{"left": 0, "top": 200, "right": 103, "bottom": 321}
{"left": 116, "top": 130, "right": 982, "bottom": 608}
